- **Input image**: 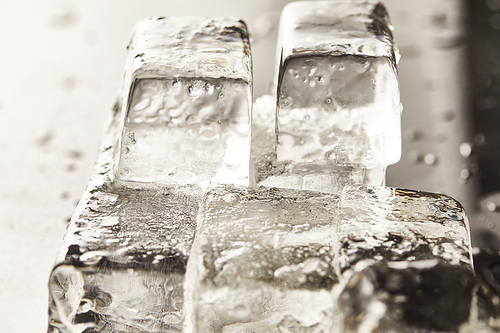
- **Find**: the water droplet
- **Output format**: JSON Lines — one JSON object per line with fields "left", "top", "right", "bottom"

{"left": 486, "top": 201, "right": 500, "bottom": 212}
{"left": 476, "top": 96, "right": 498, "bottom": 110}
{"left": 407, "top": 151, "right": 422, "bottom": 164}
{"left": 307, "top": 66, "right": 317, "bottom": 76}
{"left": 458, "top": 168, "right": 472, "bottom": 185}
{"left": 187, "top": 83, "right": 202, "bottom": 97}
{"left": 487, "top": 0, "right": 500, "bottom": 11}
{"left": 440, "top": 110, "right": 455, "bottom": 122}
{"left": 204, "top": 82, "right": 214, "bottom": 94}
{"left": 403, "top": 129, "right": 424, "bottom": 142}
{"left": 218, "top": 92, "right": 224, "bottom": 99}
{"left": 304, "top": 115, "right": 310, "bottom": 120}
{"left": 325, "top": 98, "right": 332, "bottom": 104}
{"left": 475, "top": 133, "right": 486, "bottom": 145}
{"left": 62, "top": 76, "right": 77, "bottom": 89}
{"left": 186, "top": 115, "right": 198, "bottom": 124}
{"left": 316, "top": 76, "right": 325, "bottom": 84}
{"left": 280, "top": 96, "right": 293, "bottom": 107}
{"left": 172, "top": 79, "right": 180, "bottom": 87}
{"left": 435, "top": 133, "right": 447, "bottom": 143}
{"left": 423, "top": 153, "right": 438, "bottom": 166}
{"left": 459, "top": 142, "right": 473, "bottom": 158}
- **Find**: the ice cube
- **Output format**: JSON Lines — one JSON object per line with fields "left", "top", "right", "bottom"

{"left": 250, "top": 1, "right": 401, "bottom": 191}
{"left": 338, "top": 185, "right": 472, "bottom": 270}
{"left": 334, "top": 185, "right": 475, "bottom": 332}
{"left": 116, "top": 17, "right": 252, "bottom": 187}
{"left": 183, "top": 185, "right": 340, "bottom": 332}
{"left": 48, "top": 181, "right": 202, "bottom": 332}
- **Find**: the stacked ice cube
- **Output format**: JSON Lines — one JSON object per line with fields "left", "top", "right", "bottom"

{"left": 251, "top": 0, "right": 401, "bottom": 193}
{"left": 48, "top": 16, "right": 252, "bottom": 333}
{"left": 48, "top": 2, "right": 490, "bottom": 333}
{"left": 184, "top": 1, "right": 477, "bottom": 332}
{"left": 117, "top": 16, "right": 251, "bottom": 187}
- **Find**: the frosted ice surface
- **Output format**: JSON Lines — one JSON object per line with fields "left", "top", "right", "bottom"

{"left": 335, "top": 185, "right": 474, "bottom": 332}
{"left": 116, "top": 17, "right": 252, "bottom": 187}
{"left": 251, "top": 0, "right": 401, "bottom": 191}
{"left": 184, "top": 185, "right": 340, "bottom": 332}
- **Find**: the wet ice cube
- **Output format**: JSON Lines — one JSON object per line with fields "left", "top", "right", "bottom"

{"left": 337, "top": 262, "right": 475, "bottom": 332}
{"left": 338, "top": 185, "right": 473, "bottom": 270}
{"left": 116, "top": 17, "right": 252, "bottom": 187}
{"left": 183, "top": 185, "right": 340, "bottom": 332}
{"left": 48, "top": 184, "right": 201, "bottom": 333}
{"left": 334, "top": 185, "right": 474, "bottom": 332}
{"left": 275, "top": 1, "right": 401, "bottom": 170}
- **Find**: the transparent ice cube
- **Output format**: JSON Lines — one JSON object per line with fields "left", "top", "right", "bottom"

{"left": 48, "top": 183, "right": 202, "bottom": 333}
{"left": 116, "top": 17, "right": 252, "bottom": 187}
{"left": 339, "top": 185, "right": 472, "bottom": 270}
{"left": 183, "top": 185, "right": 340, "bottom": 332}
{"left": 250, "top": 1, "right": 401, "bottom": 191}
{"left": 334, "top": 185, "right": 474, "bottom": 332}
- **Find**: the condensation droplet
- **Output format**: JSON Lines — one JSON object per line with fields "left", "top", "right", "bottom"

{"left": 440, "top": 110, "right": 455, "bottom": 122}
{"left": 316, "top": 76, "right": 325, "bottom": 84}
{"left": 475, "top": 133, "right": 486, "bottom": 145}
{"left": 172, "top": 79, "right": 180, "bottom": 87}
{"left": 486, "top": 201, "right": 500, "bottom": 212}
{"left": 423, "top": 153, "right": 438, "bottom": 166}
{"left": 458, "top": 168, "right": 472, "bottom": 185}
{"left": 403, "top": 129, "right": 424, "bottom": 142}
{"left": 218, "top": 92, "right": 224, "bottom": 99}
{"left": 407, "top": 151, "right": 422, "bottom": 164}
{"left": 187, "top": 83, "right": 202, "bottom": 97}
{"left": 459, "top": 142, "right": 473, "bottom": 158}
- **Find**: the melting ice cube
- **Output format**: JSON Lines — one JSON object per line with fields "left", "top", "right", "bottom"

{"left": 116, "top": 16, "right": 252, "bottom": 187}
{"left": 252, "top": 0, "right": 401, "bottom": 192}
{"left": 183, "top": 185, "right": 340, "bottom": 332}
{"left": 335, "top": 185, "right": 475, "bottom": 332}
